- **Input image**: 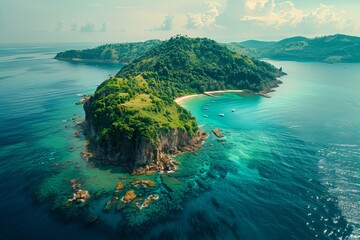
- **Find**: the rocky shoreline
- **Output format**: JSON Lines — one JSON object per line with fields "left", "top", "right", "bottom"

{"left": 82, "top": 97, "right": 208, "bottom": 174}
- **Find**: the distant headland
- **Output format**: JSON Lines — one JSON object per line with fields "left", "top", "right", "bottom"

{"left": 55, "top": 34, "right": 360, "bottom": 64}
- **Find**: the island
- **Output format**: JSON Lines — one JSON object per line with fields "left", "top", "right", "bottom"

{"left": 82, "top": 35, "right": 284, "bottom": 174}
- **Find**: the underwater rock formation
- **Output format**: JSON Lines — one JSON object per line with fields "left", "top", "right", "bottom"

{"left": 137, "top": 194, "right": 159, "bottom": 210}
{"left": 115, "top": 182, "right": 124, "bottom": 192}
{"left": 212, "top": 129, "right": 224, "bottom": 138}
{"left": 67, "top": 189, "right": 90, "bottom": 204}
{"left": 121, "top": 190, "right": 137, "bottom": 203}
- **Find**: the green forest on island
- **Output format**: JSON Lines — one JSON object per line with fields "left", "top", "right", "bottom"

{"left": 86, "top": 36, "right": 283, "bottom": 149}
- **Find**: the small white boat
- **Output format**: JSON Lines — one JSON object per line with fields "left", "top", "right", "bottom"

{"left": 203, "top": 114, "right": 208, "bottom": 118}
{"left": 218, "top": 113, "right": 224, "bottom": 117}
{"left": 232, "top": 109, "right": 236, "bottom": 112}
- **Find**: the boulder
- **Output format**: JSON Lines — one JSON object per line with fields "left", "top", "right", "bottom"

{"left": 212, "top": 129, "right": 224, "bottom": 138}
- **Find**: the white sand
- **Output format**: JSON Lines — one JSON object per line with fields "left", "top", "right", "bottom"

{"left": 174, "top": 90, "right": 244, "bottom": 106}
{"left": 204, "top": 90, "right": 244, "bottom": 95}
{"left": 174, "top": 94, "right": 204, "bottom": 106}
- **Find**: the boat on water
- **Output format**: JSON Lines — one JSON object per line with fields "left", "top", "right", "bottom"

{"left": 203, "top": 114, "right": 208, "bottom": 118}
{"left": 203, "top": 107, "right": 208, "bottom": 110}
{"left": 232, "top": 109, "right": 236, "bottom": 112}
{"left": 218, "top": 113, "right": 224, "bottom": 117}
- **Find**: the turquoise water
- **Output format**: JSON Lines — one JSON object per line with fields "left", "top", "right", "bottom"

{"left": 0, "top": 45, "right": 359, "bottom": 239}
{"left": 180, "top": 61, "right": 360, "bottom": 239}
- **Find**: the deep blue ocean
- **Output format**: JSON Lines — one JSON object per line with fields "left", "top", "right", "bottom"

{"left": 0, "top": 44, "right": 359, "bottom": 240}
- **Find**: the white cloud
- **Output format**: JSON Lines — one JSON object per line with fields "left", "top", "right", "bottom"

{"left": 186, "top": 1, "right": 221, "bottom": 29}
{"left": 240, "top": 0, "right": 353, "bottom": 32}
{"left": 246, "top": 0, "right": 268, "bottom": 11}
{"left": 276, "top": 1, "right": 303, "bottom": 26}
{"left": 241, "top": 0, "right": 303, "bottom": 28}
{"left": 304, "top": 4, "right": 350, "bottom": 29}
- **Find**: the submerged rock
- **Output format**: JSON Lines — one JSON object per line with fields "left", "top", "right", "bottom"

{"left": 86, "top": 216, "right": 99, "bottom": 226}
{"left": 137, "top": 194, "right": 159, "bottom": 210}
{"left": 212, "top": 128, "right": 224, "bottom": 138}
{"left": 104, "top": 196, "right": 119, "bottom": 211}
{"left": 115, "top": 182, "right": 124, "bottom": 192}
{"left": 121, "top": 190, "right": 137, "bottom": 203}
{"left": 81, "top": 150, "right": 94, "bottom": 160}
{"left": 132, "top": 179, "right": 156, "bottom": 188}
{"left": 67, "top": 189, "right": 90, "bottom": 204}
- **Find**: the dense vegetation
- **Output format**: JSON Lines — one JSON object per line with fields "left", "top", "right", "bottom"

{"left": 88, "top": 36, "right": 283, "bottom": 150}
{"left": 228, "top": 34, "right": 360, "bottom": 63}
{"left": 55, "top": 40, "right": 161, "bottom": 64}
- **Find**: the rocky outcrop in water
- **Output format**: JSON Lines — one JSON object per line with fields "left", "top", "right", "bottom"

{"left": 212, "top": 129, "right": 224, "bottom": 138}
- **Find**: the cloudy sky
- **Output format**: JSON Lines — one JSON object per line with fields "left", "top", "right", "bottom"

{"left": 1, "top": 0, "right": 359, "bottom": 43}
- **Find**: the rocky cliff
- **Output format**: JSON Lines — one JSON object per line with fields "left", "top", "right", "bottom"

{"left": 84, "top": 98, "right": 206, "bottom": 168}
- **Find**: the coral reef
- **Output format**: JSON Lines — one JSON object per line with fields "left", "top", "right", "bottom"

{"left": 70, "top": 179, "right": 81, "bottom": 190}
{"left": 132, "top": 179, "right": 155, "bottom": 188}
{"left": 80, "top": 150, "right": 94, "bottom": 160}
{"left": 115, "top": 182, "right": 124, "bottom": 192}
{"left": 121, "top": 190, "right": 137, "bottom": 203}
{"left": 137, "top": 194, "right": 159, "bottom": 210}
{"left": 67, "top": 189, "right": 90, "bottom": 204}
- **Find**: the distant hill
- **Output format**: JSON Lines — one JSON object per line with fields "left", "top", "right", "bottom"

{"left": 227, "top": 34, "right": 360, "bottom": 63}
{"left": 55, "top": 39, "right": 161, "bottom": 64}
{"left": 55, "top": 34, "right": 360, "bottom": 64}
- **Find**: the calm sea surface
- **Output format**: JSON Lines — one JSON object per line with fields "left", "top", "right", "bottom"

{"left": 0, "top": 44, "right": 359, "bottom": 239}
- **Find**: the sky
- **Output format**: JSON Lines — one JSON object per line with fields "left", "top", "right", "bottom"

{"left": 1, "top": 0, "right": 359, "bottom": 43}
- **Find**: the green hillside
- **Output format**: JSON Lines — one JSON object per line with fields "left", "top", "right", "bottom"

{"left": 55, "top": 39, "right": 161, "bottom": 64}
{"left": 228, "top": 34, "right": 360, "bottom": 63}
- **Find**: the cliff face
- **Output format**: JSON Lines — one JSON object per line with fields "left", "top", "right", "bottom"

{"left": 84, "top": 98, "right": 205, "bottom": 167}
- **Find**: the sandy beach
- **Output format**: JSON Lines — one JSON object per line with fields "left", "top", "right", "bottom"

{"left": 204, "top": 90, "right": 244, "bottom": 95}
{"left": 175, "top": 94, "right": 204, "bottom": 106}
{"left": 175, "top": 90, "right": 245, "bottom": 106}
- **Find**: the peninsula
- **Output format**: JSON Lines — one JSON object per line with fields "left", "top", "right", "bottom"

{"left": 55, "top": 39, "right": 161, "bottom": 64}
{"left": 82, "top": 35, "right": 284, "bottom": 172}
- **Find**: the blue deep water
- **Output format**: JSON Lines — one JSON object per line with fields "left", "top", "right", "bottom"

{"left": 0, "top": 45, "right": 359, "bottom": 240}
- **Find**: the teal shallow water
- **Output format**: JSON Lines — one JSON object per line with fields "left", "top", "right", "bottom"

{"left": 0, "top": 45, "right": 359, "bottom": 239}
{"left": 179, "top": 60, "right": 360, "bottom": 239}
